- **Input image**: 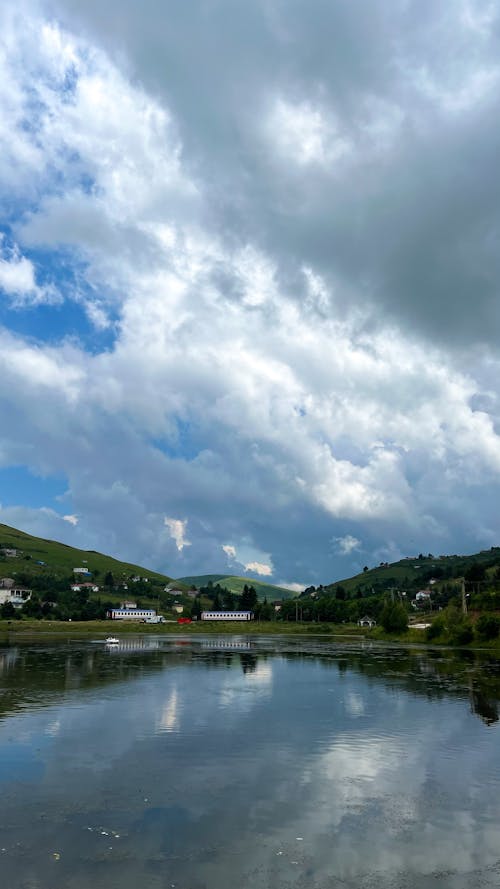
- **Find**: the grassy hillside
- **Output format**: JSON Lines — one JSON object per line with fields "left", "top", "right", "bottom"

{"left": 324, "top": 547, "right": 500, "bottom": 596}
{"left": 177, "top": 573, "right": 297, "bottom": 600}
{"left": 0, "top": 523, "right": 172, "bottom": 584}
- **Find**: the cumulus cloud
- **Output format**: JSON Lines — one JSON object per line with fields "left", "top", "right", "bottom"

{"left": 244, "top": 561, "right": 272, "bottom": 577}
{"left": 222, "top": 544, "right": 237, "bottom": 559}
{"left": 0, "top": 238, "right": 58, "bottom": 306}
{"left": 333, "top": 535, "right": 361, "bottom": 556}
{"left": 164, "top": 517, "right": 191, "bottom": 552}
{"left": 63, "top": 514, "right": 79, "bottom": 526}
{"left": 0, "top": 1, "right": 500, "bottom": 584}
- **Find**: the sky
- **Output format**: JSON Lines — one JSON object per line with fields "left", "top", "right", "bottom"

{"left": 1, "top": 0, "right": 500, "bottom": 589}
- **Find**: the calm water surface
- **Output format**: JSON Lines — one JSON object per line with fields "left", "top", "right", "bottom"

{"left": 1, "top": 636, "right": 500, "bottom": 889}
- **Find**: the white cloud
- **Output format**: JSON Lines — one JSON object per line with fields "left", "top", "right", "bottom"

{"left": 268, "top": 99, "right": 350, "bottom": 166}
{"left": 333, "top": 535, "right": 361, "bottom": 556}
{"left": 222, "top": 544, "right": 237, "bottom": 559}
{"left": 164, "top": 517, "right": 191, "bottom": 552}
{"left": 63, "top": 514, "right": 79, "bottom": 526}
{"left": 278, "top": 581, "right": 305, "bottom": 593}
{"left": 0, "top": 238, "right": 58, "bottom": 306}
{"left": 244, "top": 561, "right": 272, "bottom": 576}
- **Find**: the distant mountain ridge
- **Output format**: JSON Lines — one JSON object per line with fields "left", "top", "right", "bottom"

{"left": 176, "top": 573, "right": 297, "bottom": 601}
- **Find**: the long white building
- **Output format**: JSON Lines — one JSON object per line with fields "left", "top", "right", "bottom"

{"left": 107, "top": 608, "right": 157, "bottom": 621}
{"left": 201, "top": 610, "right": 253, "bottom": 621}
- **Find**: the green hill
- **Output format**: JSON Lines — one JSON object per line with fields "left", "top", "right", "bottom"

{"left": 0, "top": 523, "right": 172, "bottom": 584}
{"left": 177, "top": 573, "right": 297, "bottom": 601}
{"left": 322, "top": 547, "right": 500, "bottom": 597}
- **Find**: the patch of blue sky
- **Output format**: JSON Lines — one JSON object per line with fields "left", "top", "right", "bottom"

{"left": 0, "top": 234, "right": 118, "bottom": 353}
{"left": 150, "top": 419, "right": 201, "bottom": 462}
{"left": 0, "top": 297, "right": 116, "bottom": 353}
{"left": 0, "top": 466, "right": 68, "bottom": 511}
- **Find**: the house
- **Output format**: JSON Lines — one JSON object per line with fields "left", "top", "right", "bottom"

{"left": 120, "top": 601, "right": 137, "bottom": 610}
{"left": 357, "top": 616, "right": 376, "bottom": 628}
{"left": 0, "top": 578, "right": 15, "bottom": 589}
{"left": 272, "top": 601, "right": 283, "bottom": 612}
{"left": 73, "top": 567, "right": 91, "bottom": 576}
{"left": 70, "top": 583, "right": 99, "bottom": 593}
{"left": 416, "top": 590, "right": 432, "bottom": 601}
{"left": 0, "top": 588, "right": 32, "bottom": 608}
{"left": 1, "top": 548, "right": 18, "bottom": 558}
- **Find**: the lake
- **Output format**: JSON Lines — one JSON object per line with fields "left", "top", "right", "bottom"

{"left": 1, "top": 635, "right": 500, "bottom": 889}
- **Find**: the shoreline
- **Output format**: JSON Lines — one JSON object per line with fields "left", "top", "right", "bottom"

{"left": 2, "top": 618, "right": 500, "bottom": 652}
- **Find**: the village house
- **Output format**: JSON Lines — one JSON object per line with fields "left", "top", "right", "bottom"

{"left": 0, "top": 578, "right": 15, "bottom": 589}
{"left": 357, "top": 616, "right": 377, "bottom": 628}
{"left": 70, "top": 582, "right": 99, "bottom": 593}
{"left": 0, "top": 588, "right": 32, "bottom": 608}
{"left": 164, "top": 586, "right": 184, "bottom": 596}
{"left": 1, "top": 548, "right": 18, "bottom": 558}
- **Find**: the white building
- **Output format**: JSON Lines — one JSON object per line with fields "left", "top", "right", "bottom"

{"left": 71, "top": 583, "right": 99, "bottom": 592}
{"left": 201, "top": 611, "right": 253, "bottom": 621}
{"left": 357, "top": 616, "right": 376, "bottom": 628}
{"left": 73, "top": 567, "right": 91, "bottom": 575}
{"left": 0, "top": 588, "right": 32, "bottom": 608}
{"left": 107, "top": 608, "right": 157, "bottom": 621}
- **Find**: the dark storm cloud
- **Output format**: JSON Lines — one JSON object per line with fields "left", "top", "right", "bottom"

{"left": 48, "top": 0, "right": 500, "bottom": 346}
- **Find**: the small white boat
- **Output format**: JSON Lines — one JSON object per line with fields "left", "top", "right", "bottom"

{"left": 105, "top": 636, "right": 119, "bottom": 644}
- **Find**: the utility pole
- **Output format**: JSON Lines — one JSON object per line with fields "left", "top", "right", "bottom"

{"left": 462, "top": 578, "right": 467, "bottom": 615}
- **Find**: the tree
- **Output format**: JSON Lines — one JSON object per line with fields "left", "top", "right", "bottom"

{"left": 0, "top": 601, "right": 16, "bottom": 620}
{"left": 476, "top": 615, "right": 500, "bottom": 641}
{"left": 241, "top": 585, "right": 258, "bottom": 610}
{"left": 191, "top": 596, "right": 202, "bottom": 619}
{"left": 104, "top": 571, "right": 114, "bottom": 588}
{"left": 380, "top": 601, "right": 408, "bottom": 633}
{"left": 363, "top": 566, "right": 369, "bottom": 573}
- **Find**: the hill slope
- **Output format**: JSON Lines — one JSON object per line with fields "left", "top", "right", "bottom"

{"left": 177, "top": 573, "right": 297, "bottom": 601}
{"left": 0, "top": 523, "right": 172, "bottom": 583}
{"left": 322, "top": 547, "right": 500, "bottom": 597}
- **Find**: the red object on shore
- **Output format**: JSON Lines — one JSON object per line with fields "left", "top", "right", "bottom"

{"left": 177, "top": 617, "right": 192, "bottom": 624}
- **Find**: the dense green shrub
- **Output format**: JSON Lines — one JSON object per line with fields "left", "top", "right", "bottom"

{"left": 380, "top": 601, "right": 408, "bottom": 633}
{"left": 426, "top": 619, "right": 444, "bottom": 641}
{"left": 475, "top": 615, "right": 500, "bottom": 641}
{"left": 451, "top": 621, "right": 474, "bottom": 645}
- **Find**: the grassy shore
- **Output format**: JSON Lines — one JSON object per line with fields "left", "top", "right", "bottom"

{"left": 0, "top": 618, "right": 444, "bottom": 645}
{"left": 2, "top": 618, "right": 500, "bottom": 651}
{"left": 0, "top": 619, "right": 365, "bottom": 638}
